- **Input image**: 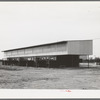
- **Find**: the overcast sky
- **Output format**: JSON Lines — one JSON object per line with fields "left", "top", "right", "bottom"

{"left": 0, "top": 1, "right": 100, "bottom": 59}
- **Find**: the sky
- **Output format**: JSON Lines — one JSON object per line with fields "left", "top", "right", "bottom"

{"left": 0, "top": 1, "right": 100, "bottom": 59}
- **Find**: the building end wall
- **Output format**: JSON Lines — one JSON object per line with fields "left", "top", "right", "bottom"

{"left": 67, "top": 40, "right": 93, "bottom": 55}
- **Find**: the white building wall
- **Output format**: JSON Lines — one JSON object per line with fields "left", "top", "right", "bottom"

{"left": 3, "top": 40, "right": 93, "bottom": 58}
{"left": 4, "top": 42, "right": 68, "bottom": 58}
{"left": 67, "top": 40, "right": 93, "bottom": 55}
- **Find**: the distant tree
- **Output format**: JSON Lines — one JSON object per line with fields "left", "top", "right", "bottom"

{"left": 95, "top": 57, "right": 100, "bottom": 65}
{"left": 89, "top": 57, "right": 95, "bottom": 63}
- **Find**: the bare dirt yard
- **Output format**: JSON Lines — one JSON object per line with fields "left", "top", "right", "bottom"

{"left": 0, "top": 63, "right": 100, "bottom": 89}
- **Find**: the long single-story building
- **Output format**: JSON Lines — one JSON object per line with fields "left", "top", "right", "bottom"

{"left": 2, "top": 40, "right": 93, "bottom": 67}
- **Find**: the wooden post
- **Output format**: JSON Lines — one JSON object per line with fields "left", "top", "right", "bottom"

{"left": 88, "top": 55, "right": 89, "bottom": 68}
{"left": 19, "top": 58, "right": 21, "bottom": 66}
{"left": 72, "top": 55, "right": 73, "bottom": 67}
{"left": 47, "top": 59, "right": 50, "bottom": 68}
{"left": 35, "top": 57, "right": 38, "bottom": 67}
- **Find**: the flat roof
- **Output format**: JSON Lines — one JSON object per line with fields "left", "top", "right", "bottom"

{"left": 3, "top": 40, "right": 92, "bottom": 52}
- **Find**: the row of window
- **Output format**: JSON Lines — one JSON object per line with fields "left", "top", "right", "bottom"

{"left": 7, "top": 56, "right": 57, "bottom": 61}
{"left": 5, "top": 45, "right": 66, "bottom": 56}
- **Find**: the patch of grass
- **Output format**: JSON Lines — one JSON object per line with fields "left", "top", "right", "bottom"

{"left": 0, "top": 65, "right": 22, "bottom": 71}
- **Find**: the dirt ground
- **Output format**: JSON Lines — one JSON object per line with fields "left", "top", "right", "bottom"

{"left": 0, "top": 63, "right": 100, "bottom": 89}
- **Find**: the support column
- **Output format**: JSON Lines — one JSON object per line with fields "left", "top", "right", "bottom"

{"left": 72, "top": 55, "right": 73, "bottom": 67}
{"left": 34, "top": 57, "right": 38, "bottom": 67}
{"left": 88, "top": 55, "right": 89, "bottom": 68}
{"left": 47, "top": 59, "right": 50, "bottom": 68}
